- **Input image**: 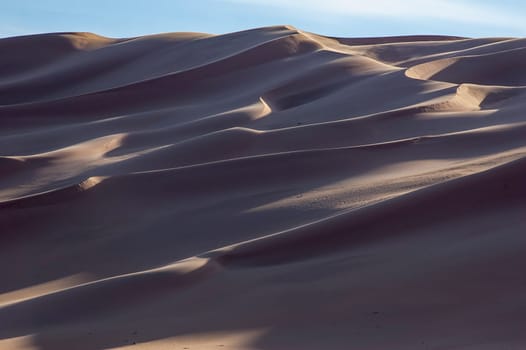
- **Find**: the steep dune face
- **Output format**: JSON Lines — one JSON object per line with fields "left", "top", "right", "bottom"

{"left": 406, "top": 46, "right": 526, "bottom": 85}
{"left": 1, "top": 26, "right": 525, "bottom": 350}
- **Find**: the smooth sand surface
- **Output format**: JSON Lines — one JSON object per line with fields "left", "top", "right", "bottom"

{"left": 1, "top": 25, "right": 525, "bottom": 349}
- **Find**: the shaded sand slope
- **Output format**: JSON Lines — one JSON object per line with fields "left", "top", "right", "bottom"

{"left": 1, "top": 26, "right": 525, "bottom": 350}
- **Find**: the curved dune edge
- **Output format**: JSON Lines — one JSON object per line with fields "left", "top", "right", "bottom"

{"left": 1, "top": 26, "right": 526, "bottom": 350}
{"left": 405, "top": 47, "right": 526, "bottom": 86}
{"left": 0, "top": 176, "right": 106, "bottom": 210}
{"left": 206, "top": 155, "right": 526, "bottom": 267}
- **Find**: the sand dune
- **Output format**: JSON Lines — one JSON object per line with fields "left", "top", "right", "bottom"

{"left": 1, "top": 25, "right": 525, "bottom": 350}
{"left": 406, "top": 47, "right": 526, "bottom": 85}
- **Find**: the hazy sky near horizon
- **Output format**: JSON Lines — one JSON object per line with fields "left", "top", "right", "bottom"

{"left": 1, "top": 0, "right": 525, "bottom": 38}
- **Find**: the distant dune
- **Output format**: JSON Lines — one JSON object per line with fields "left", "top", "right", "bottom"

{"left": 1, "top": 25, "right": 525, "bottom": 350}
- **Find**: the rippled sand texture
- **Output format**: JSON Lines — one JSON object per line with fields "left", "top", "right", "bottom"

{"left": 1, "top": 26, "right": 525, "bottom": 349}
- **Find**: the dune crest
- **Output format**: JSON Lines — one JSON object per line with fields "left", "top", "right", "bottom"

{"left": 1, "top": 26, "right": 525, "bottom": 350}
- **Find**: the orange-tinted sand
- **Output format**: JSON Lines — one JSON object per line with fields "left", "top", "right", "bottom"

{"left": 0, "top": 26, "right": 525, "bottom": 349}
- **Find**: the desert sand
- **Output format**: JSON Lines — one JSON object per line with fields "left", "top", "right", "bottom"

{"left": 0, "top": 25, "right": 525, "bottom": 349}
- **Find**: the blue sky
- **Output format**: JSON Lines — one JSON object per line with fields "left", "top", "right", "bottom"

{"left": 1, "top": 0, "right": 525, "bottom": 39}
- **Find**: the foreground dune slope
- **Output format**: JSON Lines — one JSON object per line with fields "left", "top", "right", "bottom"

{"left": 1, "top": 25, "right": 525, "bottom": 350}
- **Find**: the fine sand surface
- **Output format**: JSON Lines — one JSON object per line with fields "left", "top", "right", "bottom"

{"left": 1, "top": 26, "right": 525, "bottom": 349}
